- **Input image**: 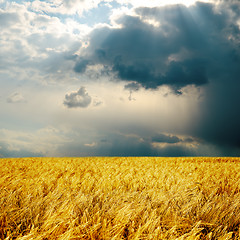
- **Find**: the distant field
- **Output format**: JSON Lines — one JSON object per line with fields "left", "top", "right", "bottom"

{"left": 1, "top": 157, "right": 240, "bottom": 239}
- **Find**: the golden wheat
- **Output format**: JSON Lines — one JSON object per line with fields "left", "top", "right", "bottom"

{"left": 0, "top": 157, "right": 240, "bottom": 239}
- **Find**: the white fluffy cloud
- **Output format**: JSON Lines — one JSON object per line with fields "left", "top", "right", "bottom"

{"left": 0, "top": 1, "right": 90, "bottom": 85}
{"left": 114, "top": 0, "right": 211, "bottom": 8}
{"left": 29, "top": 0, "right": 112, "bottom": 15}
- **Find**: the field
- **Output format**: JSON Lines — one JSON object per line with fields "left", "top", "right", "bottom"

{"left": 0, "top": 157, "right": 240, "bottom": 239}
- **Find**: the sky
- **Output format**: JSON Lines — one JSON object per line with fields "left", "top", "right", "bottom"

{"left": 0, "top": 0, "right": 240, "bottom": 157}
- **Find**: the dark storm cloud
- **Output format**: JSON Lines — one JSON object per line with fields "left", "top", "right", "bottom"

{"left": 73, "top": 1, "right": 240, "bottom": 153}
{"left": 74, "top": 4, "right": 213, "bottom": 92}
{"left": 195, "top": 78, "right": 240, "bottom": 149}
{"left": 186, "top": 2, "right": 240, "bottom": 150}
{"left": 73, "top": 2, "right": 239, "bottom": 90}
{"left": 152, "top": 133, "right": 197, "bottom": 146}
{"left": 105, "top": 139, "right": 193, "bottom": 157}
{"left": 152, "top": 134, "right": 181, "bottom": 144}
{"left": 63, "top": 87, "right": 92, "bottom": 108}
{"left": 113, "top": 57, "right": 207, "bottom": 92}
{"left": 55, "top": 134, "right": 156, "bottom": 157}
{"left": 56, "top": 132, "right": 198, "bottom": 157}
{"left": 74, "top": 58, "right": 90, "bottom": 73}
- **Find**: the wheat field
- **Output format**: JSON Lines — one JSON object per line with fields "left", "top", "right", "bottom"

{"left": 0, "top": 157, "right": 240, "bottom": 239}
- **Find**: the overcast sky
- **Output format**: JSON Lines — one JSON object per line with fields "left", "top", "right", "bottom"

{"left": 0, "top": 0, "right": 240, "bottom": 157}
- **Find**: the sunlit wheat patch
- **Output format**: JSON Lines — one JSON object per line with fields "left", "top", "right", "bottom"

{"left": 0, "top": 157, "right": 240, "bottom": 239}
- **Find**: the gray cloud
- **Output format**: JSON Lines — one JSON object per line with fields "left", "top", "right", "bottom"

{"left": 152, "top": 133, "right": 181, "bottom": 144}
{"left": 0, "top": 11, "right": 19, "bottom": 28}
{"left": 62, "top": 0, "right": 80, "bottom": 8}
{"left": 0, "top": 142, "right": 43, "bottom": 158}
{"left": 124, "top": 82, "right": 141, "bottom": 91}
{"left": 72, "top": 2, "right": 240, "bottom": 153}
{"left": 73, "top": 2, "right": 239, "bottom": 91}
{"left": 74, "top": 58, "right": 90, "bottom": 73}
{"left": 186, "top": 2, "right": 240, "bottom": 150}
{"left": 73, "top": 4, "right": 214, "bottom": 93}
{"left": 55, "top": 132, "right": 203, "bottom": 157}
{"left": 63, "top": 87, "right": 92, "bottom": 108}
{"left": 114, "top": 57, "right": 208, "bottom": 93}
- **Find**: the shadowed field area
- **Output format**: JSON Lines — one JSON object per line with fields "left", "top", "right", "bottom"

{"left": 0, "top": 157, "right": 240, "bottom": 239}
